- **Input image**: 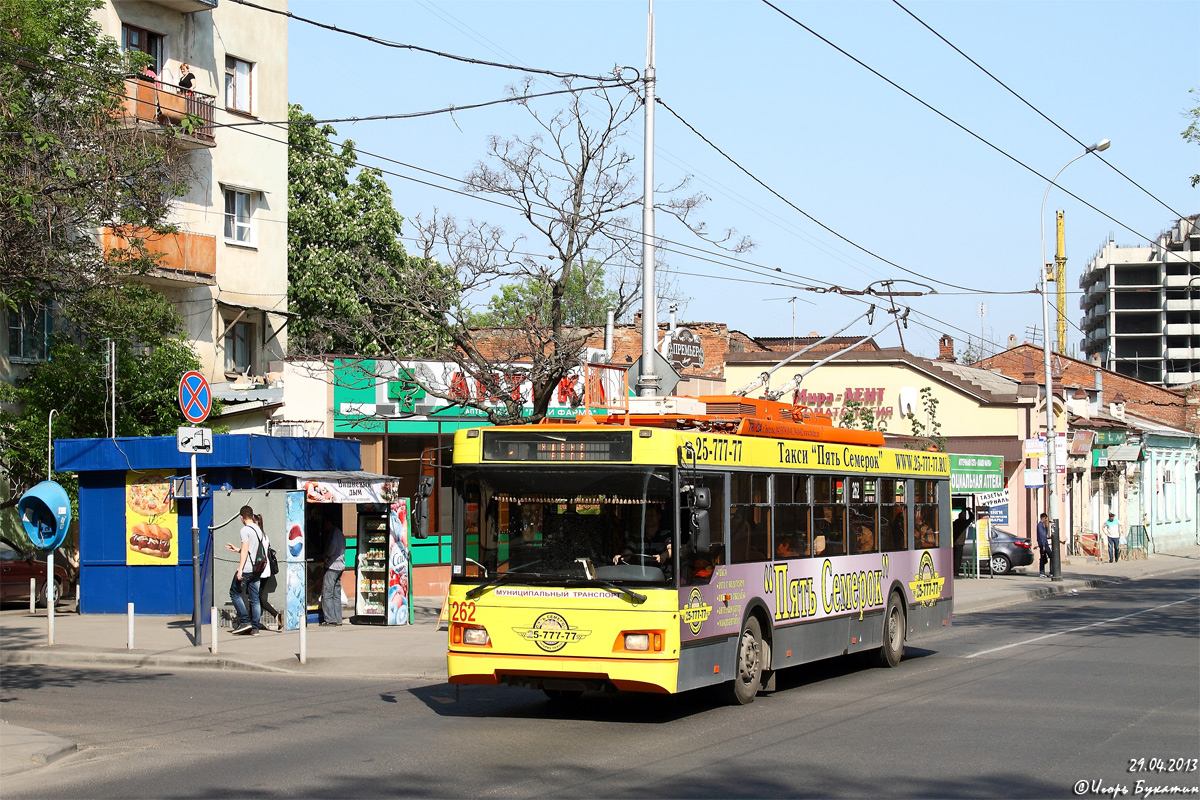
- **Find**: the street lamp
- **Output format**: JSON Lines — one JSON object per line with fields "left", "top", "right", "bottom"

{"left": 1040, "top": 138, "right": 1110, "bottom": 582}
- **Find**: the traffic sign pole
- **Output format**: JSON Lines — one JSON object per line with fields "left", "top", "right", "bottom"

{"left": 191, "top": 451, "right": 201, "bottom": 648}
{"left": 178, "top": 371, "right": 211, "bottom": 648}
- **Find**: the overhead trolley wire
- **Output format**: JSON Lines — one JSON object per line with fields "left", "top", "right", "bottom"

{"left": 228, "top": 0, "right": 635, "bottom": 85}
{"left": 758, "top": 0, "right": 1195, "bottom": 268}
{"left": 889, "top": 0, "right": 1189, "bottom": 223}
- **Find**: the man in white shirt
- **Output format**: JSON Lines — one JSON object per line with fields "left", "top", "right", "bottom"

{"left": 226, "top": 505, "right": 268, "bottom": 635}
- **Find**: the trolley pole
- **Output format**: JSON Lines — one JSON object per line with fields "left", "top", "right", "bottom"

{"left": 637, "top": 0, "right": 659, "bottom": 397}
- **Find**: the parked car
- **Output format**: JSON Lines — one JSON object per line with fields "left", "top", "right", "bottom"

{"left": 0, "top": 542, "right": 71, "bottom": 606}
{"left": 981, "top": 528, "right": 1034, "bottom": 575}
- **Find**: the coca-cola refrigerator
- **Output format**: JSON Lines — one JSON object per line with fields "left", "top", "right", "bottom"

{"left": 354, "top": 506, "right": 389, "bottom": 623}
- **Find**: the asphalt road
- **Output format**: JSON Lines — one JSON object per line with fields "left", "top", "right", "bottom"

{"left": 3, "top": 572, "right": 1197, "bottom": 799}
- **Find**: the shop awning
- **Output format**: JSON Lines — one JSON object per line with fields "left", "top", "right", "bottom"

{"left": 1105, "top": 445, "right": 1142, "bottom": 462}
{"left": 269, "top": 469, "right": 397, "bottom": 504}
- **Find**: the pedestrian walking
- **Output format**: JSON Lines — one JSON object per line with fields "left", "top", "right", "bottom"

{"left": 321, "top": 518, "right": 346, "bottom": 626}
{"left": 1037, "top": 512, "right": 1051, "bottom": 577}
{"left": 952, "top": 509, "right": 974, "bottom": 577}
{"left": 255, "top": 513, "right": 283, "bottom": 631}
{"left": 225, "top": 505, "right": 268, "bottom": 635}
{"left": 1104, "top": 512, "right": 1121, "bottom": 563}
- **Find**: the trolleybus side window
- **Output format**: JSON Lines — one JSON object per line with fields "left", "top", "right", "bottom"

{"left": 730, "top": 472, "right": 771, "bottom": 564}
{"left": 849, "top": 477, "right": 878, "bottom": 555}
{"left": 683, "top": 472, "right": 725, "bottom": 586}
{"left": 773, "top": 473, "right": 810, "bottom": 559}
{"left": 914, "top": 480, "right": 940, "bottom": 549}
{"left": 813, "top": 476, "right": 846, "bottom": 556}
{"left": 880, "top": 478, "right": 908, "bottom": 552}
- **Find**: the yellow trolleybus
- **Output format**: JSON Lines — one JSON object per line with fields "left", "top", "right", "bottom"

{"left": 424, "top": 394, "right": 952, "bottom": 704}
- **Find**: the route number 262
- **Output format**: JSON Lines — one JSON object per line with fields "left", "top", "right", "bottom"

{"left": 449, "top": 600, "right": 477, "bottom": 622}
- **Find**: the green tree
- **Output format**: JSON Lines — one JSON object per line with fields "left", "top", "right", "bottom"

{"left": 839, "top": 399, "right": 886, "bottom": 433}
{"left": 287, "top": 103, "right": 444, "bottom": 355}
{"left": 0, "top": 288, "right": 214, "bottom": 534}
{"left": 468, "top": 259, "right": 620, "bottom": 327}
{"left": 1183, "top": 88, "right": 1200, "bottom": 188}
{"left": 904, "top": 387, "right": 945, "bottom": 451}
{"left": 0, "top": 0, "right": 190, "bottom": 326}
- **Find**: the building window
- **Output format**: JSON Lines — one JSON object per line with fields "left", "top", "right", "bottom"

{"left": 224, "top": 56, "right": 253, "bottom": 114}
{"left": 224, "top": 320, "right": 255, "bottom": 375}
{"left": 223, "top": 188, "right": 255, "bottom": 245}
{"left": 7, "top": 303, "right": 52, "bottom": 362}
{"left": 122, "top": 24, "right": 164, "bottom": 75}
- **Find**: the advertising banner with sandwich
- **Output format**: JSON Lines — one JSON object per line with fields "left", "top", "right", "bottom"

{"left": 125, "top": 471, "right": 178, "bottom": 566}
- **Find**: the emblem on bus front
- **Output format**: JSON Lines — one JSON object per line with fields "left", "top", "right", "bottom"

{"left": 681, "top": 588, "right": 713, "bottom": 635}
{"left": 908, "top": 551, "right": 946, "bottom": 608}
{"left": 512, "top": 612, "right": 591, "bottom": 652}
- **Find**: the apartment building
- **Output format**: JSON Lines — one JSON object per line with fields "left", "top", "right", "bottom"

{"left": 1079, "top": 215, "right": 1200, "bottom": 386}
{"left": 94, "top": 0, "right": 290, "bottom": 388}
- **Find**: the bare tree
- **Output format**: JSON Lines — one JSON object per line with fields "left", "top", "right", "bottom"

{"left": 315, "top": 77, "right": 746, "bottom": 424}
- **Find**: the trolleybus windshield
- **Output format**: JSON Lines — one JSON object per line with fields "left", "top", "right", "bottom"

{"left": 456, "top": 467, "right": 678, "bottom": 586}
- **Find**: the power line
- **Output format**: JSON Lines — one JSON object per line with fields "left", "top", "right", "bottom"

{"left": 228, "top": 0, "right": 634, "bottom": 85}
{"left": 757, "top": 0, "right": 1195, "bottom": 268}
{"left": 657, "top": 96, "right": 1009, "bottom": 295}
{"left": 889, "top": 0, "right": 1189, "bottom": 222}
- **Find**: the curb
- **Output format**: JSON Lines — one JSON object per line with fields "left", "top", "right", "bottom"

{"left": 0, "top": 648, "right": 291, "bottom": 674}
{"left": 0, "top": 649, "right": 447, "bottom": 681}
{"left": 955, "top": 577, "right": 1114, "bottom": 614}
{"left": 0, "top": 724, "right": 78, "bottom": 778}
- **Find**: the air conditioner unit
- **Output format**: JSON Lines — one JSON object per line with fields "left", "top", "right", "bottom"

{"left": 375, "top": 402, "right": 398, "bottom": 417}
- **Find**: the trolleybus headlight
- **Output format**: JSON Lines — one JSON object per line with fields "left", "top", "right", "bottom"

{"left": 452, "top": 623, "right": 490, "bottom": 647}
{"left": 463, "top": 627, "right": 490, "bottom": 646}
{"left": 624, "top": 633, "right": 650, "bottom": 651}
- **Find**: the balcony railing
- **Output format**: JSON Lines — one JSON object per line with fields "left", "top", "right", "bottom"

{"left": 119, "top": 78, "right": 215, "bottom": 147}
{"left": 102, "top": 227, "right": 216, "bottom": 280}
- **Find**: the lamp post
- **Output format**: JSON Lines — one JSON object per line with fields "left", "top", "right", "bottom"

{"left": 1040, "top": 138, "right": 1110, "bottom": 582}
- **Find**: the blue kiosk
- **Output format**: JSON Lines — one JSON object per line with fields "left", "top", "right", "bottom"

{"left": 56, "top": 434, "right": 363, "bottom": 615}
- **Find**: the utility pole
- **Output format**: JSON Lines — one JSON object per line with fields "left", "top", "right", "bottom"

{"left": 1055, "top": 210, "right": 1067, "bottom": 354}
{"left": 636, "top": 0, "right": 659, "bottom": 397}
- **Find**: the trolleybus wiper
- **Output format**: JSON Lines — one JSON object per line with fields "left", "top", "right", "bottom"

{"left": 566, "top": 578, "right": 647, "bottom": 605}
{"left": 465, "top": 570, "right": 545, "bottom": 600}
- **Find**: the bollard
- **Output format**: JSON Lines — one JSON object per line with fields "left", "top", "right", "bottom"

{"left": 210, "top": 607, "right": 219, "bottom": 655}
{"left": 29, "top": 579, "right": 36, "bottom": 615}
{"left": 299, "top": 609, "right": 307, "bottom": 666}
{"left": 127, "top": 602, "right": 134, "bottom": 650}
{"left": 47, "top": 552, "right": 55, "bottom": 646}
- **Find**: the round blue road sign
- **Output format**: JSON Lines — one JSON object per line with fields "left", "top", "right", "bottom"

{"left": 178, "top": 370, "right": 212, "bottom": 424}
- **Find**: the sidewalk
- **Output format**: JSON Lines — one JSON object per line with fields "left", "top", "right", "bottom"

{"left": 3, "top": 547, "right": 1197, "bottom": 776}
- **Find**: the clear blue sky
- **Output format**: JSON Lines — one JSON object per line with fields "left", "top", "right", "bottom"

{"left": 287, "top": 0, "right": 1198, "bottom": 359}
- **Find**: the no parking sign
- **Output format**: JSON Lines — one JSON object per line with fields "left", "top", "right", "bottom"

{"left": 178, "top": 371, "right": 211, "bottom": 424}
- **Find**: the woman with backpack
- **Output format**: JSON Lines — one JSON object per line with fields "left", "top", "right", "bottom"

{"left": 254, "top": 513, "right": 284, "bottom": 631}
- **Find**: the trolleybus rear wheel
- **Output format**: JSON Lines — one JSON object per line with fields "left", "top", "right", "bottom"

{"left": 876, "top": 592, "right": 905, "bottom": 668}
{"left": 724, "top": 616, "right": 763, "bottom": 705}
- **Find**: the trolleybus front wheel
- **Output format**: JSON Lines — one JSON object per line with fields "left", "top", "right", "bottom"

{"left": 724, "top": 616, "right": 763, "bottom": 705}
{"left": 876, "top": 592, "right": 906, "bottom": 668}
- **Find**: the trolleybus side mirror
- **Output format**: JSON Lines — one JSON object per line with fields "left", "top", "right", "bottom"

{"left": 413, "top": 476, "right": 434, "bottom": 539}
{"left": 687, "top": 487, "right": 711, "bottom": 551}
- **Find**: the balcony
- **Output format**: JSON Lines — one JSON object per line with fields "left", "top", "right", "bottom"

{"left": 144, "top": 0, "right": 217, "bottom": 12}
{"left": 102, "top": 227, "right": 216, "bottom": 285}
{"left": 118, "top": 78, "right": 215, "bottom": 149}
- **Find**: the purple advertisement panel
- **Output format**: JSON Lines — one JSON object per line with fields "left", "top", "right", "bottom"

{"left": 284, "top": 490, "right": 306, "bottom": 631}
{"left": 387, "top": 499, "right": 411, "bottom": 626}
{"left": 679, "top": 549, "right": 952, "bottom": 642}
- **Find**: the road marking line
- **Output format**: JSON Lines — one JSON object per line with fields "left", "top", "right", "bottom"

{"left": 966, "top": 595, "right": 1200, "bottom": 658}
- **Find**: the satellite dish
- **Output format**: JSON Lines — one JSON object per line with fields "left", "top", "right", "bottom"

{"left": 898, "top": 386, "right": 919, "bottom": 417}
